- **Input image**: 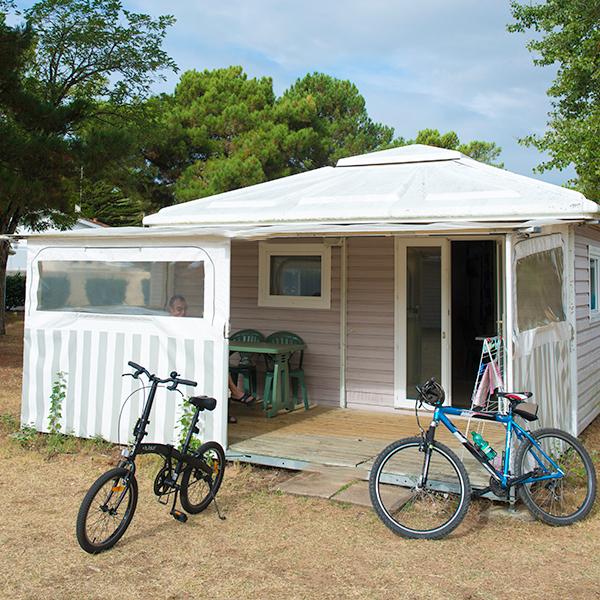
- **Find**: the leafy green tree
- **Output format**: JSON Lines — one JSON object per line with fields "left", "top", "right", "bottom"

{"left": 279, "top": 72, "right": 395, "bottom": 168}
{"left": 412, "top": 128, "right": 460, "bottom": 150}
{"left": 509, "top": 1, "right": 600, "bottom": 199}
{"left": 457, "top": 140, "right": 503, "bottom": 166}
{"left": 0, "top": 0, "right": 175, "bottom": 334}
{"left": 74, "top": 108, "right": 163, "bottom": 223}
{"left": 79, "top": 181, "right": 145, "bottom": 227}
{"left": 396, "top": 128, "right": 504, "bottom": 167}
{"left": 25, "top": 0, "right": 175, "bottom": 106}
{"left": 410, "top": 129, "right": 504, "bottom": 169}
{"left": 157, "top": 67, "right": 279, "bottom": 202}
{"left": 150, "top": 68, "right": 395, "bottom": 203}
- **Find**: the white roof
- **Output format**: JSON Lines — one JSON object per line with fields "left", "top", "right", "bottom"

{"left": 7, "top": 218, "right": 107, "bottom": 273}
{"left": 144, "top": 144, "right": 600, "bottom": 227}
{"left": 15, "top": 217, "right": 105, "bottom": 235}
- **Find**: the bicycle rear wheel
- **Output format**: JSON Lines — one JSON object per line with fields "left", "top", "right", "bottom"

{"left": 180, "top": 441, "right": 226, "bottom": 514}
{"left": 76, "top": 467, "right": 138, "bottom": 554}
{"left": 369, "top": 436, "right": 471, "bottom": 539}
{"left": 516, "top": 428, "right": 596, "bottom": 525}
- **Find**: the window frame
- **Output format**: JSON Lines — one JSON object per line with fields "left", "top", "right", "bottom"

{"left": 258, "top": 242, "right": 331, "bottom": 309}
{"left": 29, "top": 245, "right": 213, "bottom": 321}
{"left": 589, "top": 244, "right": 600, "bottom": 321}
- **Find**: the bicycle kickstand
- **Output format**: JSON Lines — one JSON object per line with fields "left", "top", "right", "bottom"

{"left": 471, "top": 486, "right": 491, "bottom": 498}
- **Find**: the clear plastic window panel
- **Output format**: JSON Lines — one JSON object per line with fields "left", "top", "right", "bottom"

{"left": 37, "top": 260, "right": 204, "bottom": 317}
{"left": 516, "top": 247, "right": 565, "bottom": 331}
{"left": 269, "top": 255, "right": 322, "bottom": 297}
{"left": 406, "top": 247, "right": 442, "bottom": 394}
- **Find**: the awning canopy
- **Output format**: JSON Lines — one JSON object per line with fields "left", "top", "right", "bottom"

{"left": 143, "top": 144, "right": 600, "bottom": 228}
{"left": 19, "top": 218, "right": 575, "bottom": 243}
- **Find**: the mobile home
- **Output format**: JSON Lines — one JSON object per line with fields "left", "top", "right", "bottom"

{"left": 21, "top": 145, "right": 600, "bottom": 469}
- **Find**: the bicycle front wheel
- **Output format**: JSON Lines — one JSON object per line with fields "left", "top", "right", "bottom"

{"left": 369, "top": 436, "right": 471, "bottom": 539}
{"left": 516, "top": 428, "right": 596, "bottom": 525}
{"left": 76, "top": 467, "right": 138, "bottom": 554}
{"left": 180, "top": 441, "right": 226, "bottom": 514}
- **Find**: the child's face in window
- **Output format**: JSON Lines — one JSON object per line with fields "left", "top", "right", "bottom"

{"left": 169, "top": 299, "right": 187, "bottom": 317}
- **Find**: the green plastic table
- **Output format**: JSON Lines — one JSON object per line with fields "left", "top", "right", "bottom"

{"left": 228, "top": 340, "right": 306, "bottom": 417}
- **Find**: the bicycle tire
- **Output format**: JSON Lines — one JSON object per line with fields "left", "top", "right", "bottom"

{"left": 180, "top": 441, "right": 226, "bottom": 514}
{"left": 516, "top": 427, "right": 596, "bottom": 525}
{"left": 76, "top": 467, "right": 138, "bottom": 554}
{"left": 369, "top": 436, "right": 471, "bottom": 540}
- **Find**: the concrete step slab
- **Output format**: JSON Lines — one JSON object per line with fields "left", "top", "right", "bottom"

{"left": 332, "top": 480, "right": 412, "bottom": 510}
{"left": 275, "top": 467, "right": 414, "bottom": 512}
{"left": 275, "top": 468, "right": 358, "bottom": 499}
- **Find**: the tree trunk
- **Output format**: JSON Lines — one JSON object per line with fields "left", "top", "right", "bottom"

{"left": 0, "top": 239, "right": 9, "bottom": 336}
{"left": 1, "top": 203, "right": 22, "bottom": 336}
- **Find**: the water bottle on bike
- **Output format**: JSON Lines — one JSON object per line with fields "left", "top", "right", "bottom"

{"left": 471, "top": 431, "right": 497, "bottom": 461}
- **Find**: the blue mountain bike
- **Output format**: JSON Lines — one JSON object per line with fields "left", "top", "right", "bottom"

{"left": 369, "top": 379, "right": 596, "bottom": 539}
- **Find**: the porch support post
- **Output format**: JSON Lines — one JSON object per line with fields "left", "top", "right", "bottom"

{"left": 504, "top": 232, "right": 516, "bottom": 507}
{"left": 504, "top": 234, "right": 514, "bottom": 390}
{"left": 339, "top": 238, "right": 347, "bottom": 407}
{"left": 566, "top": 225, "right": 579, "bottom": 435}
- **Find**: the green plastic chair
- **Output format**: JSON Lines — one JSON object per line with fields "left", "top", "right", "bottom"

{"left": 263, "top": 331, "right": 309, "bottom": 411}
{"left": 229, "top": 329, "right": 265, "bottom": 395}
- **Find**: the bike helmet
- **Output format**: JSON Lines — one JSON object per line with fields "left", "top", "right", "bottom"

{"left": 416, "top": 378, "right": 446, "bottom": 407}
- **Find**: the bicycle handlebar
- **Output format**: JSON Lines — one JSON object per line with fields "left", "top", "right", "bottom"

{"left": 172, "top": 377, "right": 197, "bottom": 388}
{"left": 127, "top": 361, "right": 197, "bottom": 389}
{"left": 127, "top": 360, "right": 147, "bottom": 376}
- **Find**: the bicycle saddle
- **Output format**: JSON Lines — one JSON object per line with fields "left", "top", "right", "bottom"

{"left": 512, "top": 402, "right": 539, "bottom": 422}
{"left": 493, "top": 389, "right": 537, "bottom": 421}
{"left": 188, "top": 396, "right": 217, "bottom": 411}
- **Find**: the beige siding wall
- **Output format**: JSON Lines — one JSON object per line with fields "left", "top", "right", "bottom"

{"left": 575, "top": 225, "right": 600, "bottom": 432}
{"left": 345, "top": 237, "right": 396, "bottom": 410}
{"left": 230, "top": 239, "right": 341, "bottom": 406}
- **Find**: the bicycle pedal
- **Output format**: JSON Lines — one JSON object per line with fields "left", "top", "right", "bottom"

{"left": 171, "top": 510, "right": 188, "bottom": 523}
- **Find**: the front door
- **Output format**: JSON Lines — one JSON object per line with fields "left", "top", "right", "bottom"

{"left": 450, "top": 240, "right": 499, "bottom": 408}
{"left": 395, "top": 239, "right": 450, "bottom": 408}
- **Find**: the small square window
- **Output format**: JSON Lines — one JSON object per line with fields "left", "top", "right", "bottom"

{"left": 270, "top": 255, "right": 322, "bottom": 297}
{"left": 258, "top": 243, "right": 331, "bottom": 309}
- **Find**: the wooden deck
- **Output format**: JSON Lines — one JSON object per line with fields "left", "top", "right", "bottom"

{"left": 227, "top": 403, "right": 507, "bottom": 490}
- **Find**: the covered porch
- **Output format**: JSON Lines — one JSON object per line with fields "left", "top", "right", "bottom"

{"left": 226, "top": 402, "right": 504, "bottom": 490}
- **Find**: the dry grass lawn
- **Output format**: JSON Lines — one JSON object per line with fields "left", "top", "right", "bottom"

{"left": 1, "top": 313, "right": 599, "bottom": 600}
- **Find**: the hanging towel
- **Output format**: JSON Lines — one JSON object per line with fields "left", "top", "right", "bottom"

{"left": 472, "top": 361, "right": 503, "bottom": 408}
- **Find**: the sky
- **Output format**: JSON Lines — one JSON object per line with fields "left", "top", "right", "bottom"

{"left": 15, "top": 0, "right": 574, "bottom": 185}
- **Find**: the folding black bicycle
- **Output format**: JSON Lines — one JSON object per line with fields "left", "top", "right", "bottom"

{"left": 76, "top": 361, "right": 225, "bottom": 554}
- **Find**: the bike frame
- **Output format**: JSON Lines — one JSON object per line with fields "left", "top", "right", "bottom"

{"left": 426, "top": 406, "right": 565, "bottom": 489}
{"left": 107, "top": 374, "right": 212, "bottom": 514}
{"left": 121, "top": 377, "right": 212, "bottom": 480}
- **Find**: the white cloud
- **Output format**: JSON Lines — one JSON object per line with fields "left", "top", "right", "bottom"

{"left": 115, "top": 1, "right": 577, "bottom": 183}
